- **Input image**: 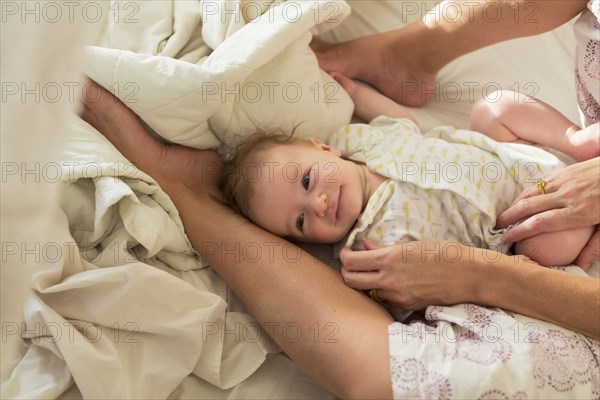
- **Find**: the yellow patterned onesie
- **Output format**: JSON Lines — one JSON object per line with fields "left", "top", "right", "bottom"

{"left": 329, "top": 116, "right": 564, "bottom": 254}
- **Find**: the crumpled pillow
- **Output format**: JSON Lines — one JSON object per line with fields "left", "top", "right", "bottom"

{"left": 83, "top": 0, "right": 354, "bottom": 151}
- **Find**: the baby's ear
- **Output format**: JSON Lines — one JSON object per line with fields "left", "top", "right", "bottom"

{"left": 307, "top": 137, "right": 342, "bottom": 157}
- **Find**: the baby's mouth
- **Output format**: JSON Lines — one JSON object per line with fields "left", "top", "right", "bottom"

{"left": 332, "top": 187, "right": 340, "bottom": 224}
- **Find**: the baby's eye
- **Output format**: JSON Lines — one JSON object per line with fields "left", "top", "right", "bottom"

{"left": 296, "top": 214, "right": 305, "bottom": 231}
{"left": 302, "top": 170, "right": 311, "bottom": 190}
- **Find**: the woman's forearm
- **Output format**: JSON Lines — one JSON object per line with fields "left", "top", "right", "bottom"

{"left": 471, "top": 248, "right": 600, "bottom": 339}
{"left": 82, "top": 83, "right": 396, "bottom": 398}
{"left": 341, "top": 241, "right": 599, "bottom": 339}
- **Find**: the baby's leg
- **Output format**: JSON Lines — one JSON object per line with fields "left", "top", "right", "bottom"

{"left": 514, "top": 226, "right": 595, "bottom": 267}
{"left": 330, "top": 72, "right": 417, "bottom": 124}
{"left": 470, "top": 90, "right": 600, "bottom": 161}
{"left": 568, "top": 123, "right": 600, "bottom": 161}
{"left": 470, "top": 90, "right": 536, "bottom": 144}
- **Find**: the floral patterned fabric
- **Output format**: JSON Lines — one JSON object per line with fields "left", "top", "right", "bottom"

{"left": 389, "top": 276, "right": 600, "bottom": 398}
{"left": 575, "top": 0, "right": 600, "bottom": 126}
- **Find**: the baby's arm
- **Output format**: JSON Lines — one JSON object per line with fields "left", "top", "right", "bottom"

{"left": 331, "top": 72, "right": 417, "bottom": 125}
{"left": 515, "top": 226, "right": 595, "bottom": 268}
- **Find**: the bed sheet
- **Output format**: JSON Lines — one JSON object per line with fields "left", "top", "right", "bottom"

{"left": 2, "top": 1, "right": 597, "bottom": 400}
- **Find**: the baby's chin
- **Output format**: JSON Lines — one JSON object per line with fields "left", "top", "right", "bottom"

{"left": 299, "top": 230, "right": 351, "bottom": 245}
{"left": 295, "top": 237, "right": 336, "bottom": 245}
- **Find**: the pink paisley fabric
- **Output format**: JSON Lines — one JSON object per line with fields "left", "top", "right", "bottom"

{"left": 575, "top": 0, "right": 600, "bottom": 126}
{"left": 389, "top": 291, "right": 600, "bottom": 398}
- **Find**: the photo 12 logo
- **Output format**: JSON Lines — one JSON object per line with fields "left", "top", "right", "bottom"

{"left": 1, "top": 81, "right": 139, "bottom": 105}
{"left": 201, "top": 81, "right": 340, "bottom": 104}
{"left": 1, "top": 1, "right": 140, "bottom": 24}
{"left": 200, "top": 1, "right": 342, "bottom": 24}
{"left": 2, "top": 321, "right": 139, "bottom": 344}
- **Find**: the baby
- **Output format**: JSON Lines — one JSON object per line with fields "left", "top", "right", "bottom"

{"left": 221, "top": 74, "right": 597, "bottom": 267}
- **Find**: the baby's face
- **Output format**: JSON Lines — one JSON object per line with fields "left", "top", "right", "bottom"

{"left": 247, "top": 139, "right": 367, "bottom": 244}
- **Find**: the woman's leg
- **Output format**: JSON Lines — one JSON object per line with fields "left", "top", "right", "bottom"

{"left": 82, "top": 83, "right": 395, "bottom": 399}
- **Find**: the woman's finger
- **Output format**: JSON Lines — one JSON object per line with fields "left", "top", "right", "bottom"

{"left": 497, "top": 191, "right": 563, "bottom": 228}
{"left": 366, "top": 289, "right": 397, "bottom": 306}
{"left": 339, "top": 246, "right": 388, "bottom": 271}
{"left": 513, "top": 175, "right": 560, "bottom": 202}
{"left": 501, "top": 207, "right": 574, "bottom": 243}
{"left": 363, "top": 239, "right": 386, "bottom": 251}
{"left": 497, "top": 178, "right": 565, "bottom": 228}
{"left": 511, "top": 182, "right": 542, "bottom": 203}
{"left": 575, "top": 226, "right": 600, "bottom": 271}
{"left": 340, "top": 269, "right": 382, "bottom": 290}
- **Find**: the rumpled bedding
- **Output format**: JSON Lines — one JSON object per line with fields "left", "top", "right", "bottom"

{"left": 3, "top": 1, "right": 599, "bottom": 399}
{"left": 83, "top": 0, "right": 353, "bottom": 150}
{"left": 2, "top": 1, "right": 352, "bottom": 398}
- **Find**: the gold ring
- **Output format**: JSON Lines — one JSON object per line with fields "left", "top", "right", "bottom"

{"left": 369, "top": 288, "right": 383, "bottom": 302}
{"left": 537, "top": 180, "right": 546, "bottom": 195}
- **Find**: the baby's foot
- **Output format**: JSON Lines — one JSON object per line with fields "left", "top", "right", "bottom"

{"left": 566, "top": 123, "right": 600, "bottom": 161}
{"left": 311, "top": 32, "right": 437, "bottom": 107}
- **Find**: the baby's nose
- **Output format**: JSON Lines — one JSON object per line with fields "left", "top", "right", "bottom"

{"left": 315, "top": 193, "right": 327, "bottom": 217}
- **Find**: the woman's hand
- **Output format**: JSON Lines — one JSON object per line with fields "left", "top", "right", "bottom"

{"left": 497, "top": 158, "right": 600, "bottom": 269}
{"left": 340, "top": 239, "right": 490, "bottom": 309}
{"left": 81, "top": 80, "right": 222, "bottom": 193}
{"left": 341, "top": 239, "right": 600, "bottom": 338}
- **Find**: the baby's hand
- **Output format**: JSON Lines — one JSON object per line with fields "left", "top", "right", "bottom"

{"left": 330, "top": 72, "right": 359, "bottom": 99}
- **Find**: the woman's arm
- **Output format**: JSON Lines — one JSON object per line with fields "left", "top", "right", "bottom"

{"left": 481, "top": 249, "right": 599, "bottom": 339}
{"left": 170, "top": 187, "right": 395, "bottom": 398}
{"left": 341, "top": 240, "right": 600, "bottom": 339}
{"left": 81, "top": 85, "right": 222, "bottom": 189}
{"left": 82, "top": 82, "right": 395, "bottom": 399}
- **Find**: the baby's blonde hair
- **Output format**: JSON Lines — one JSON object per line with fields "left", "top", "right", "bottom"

{"left": 220, "top": 128, "right": 303, "bottom": 219}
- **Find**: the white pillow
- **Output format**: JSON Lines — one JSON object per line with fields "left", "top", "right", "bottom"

{"left": 83, "top": 0, "right": 354, "bottom": 150}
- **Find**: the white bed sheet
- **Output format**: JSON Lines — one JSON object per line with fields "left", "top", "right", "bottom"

{"left": 2, "top": 1, "right": 597, "bottom": 399}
